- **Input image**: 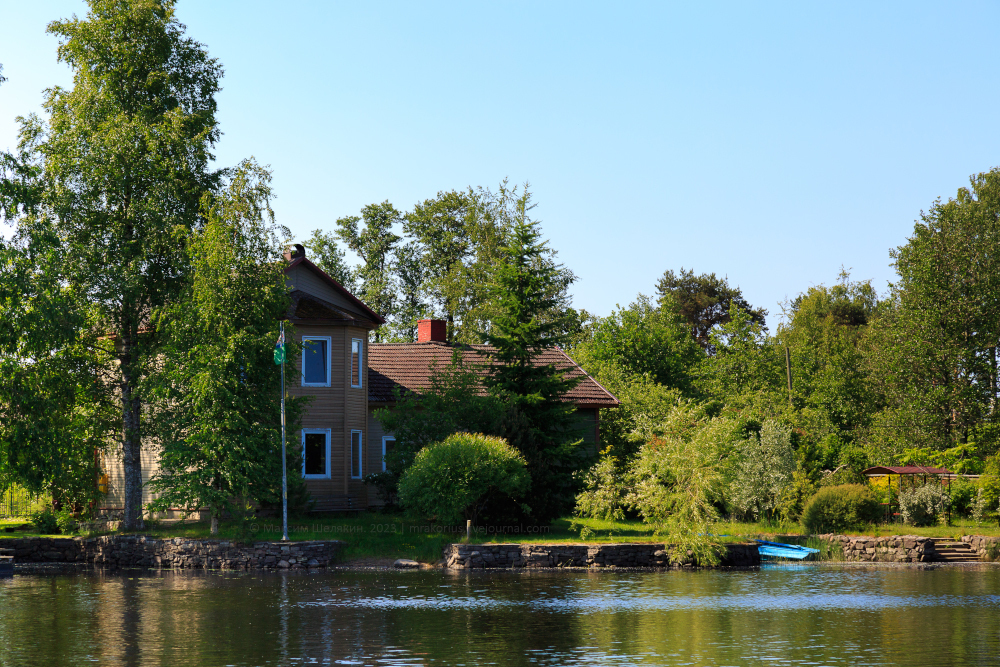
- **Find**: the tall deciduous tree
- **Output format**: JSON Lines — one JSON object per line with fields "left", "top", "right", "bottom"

{"left": 303, "top": 228, "right": 355, "bottom": 292}
{"left": 145, "top": 160, "right": 306, "bottom": 533}
{"left": 335, "top": 201, "right": 401, "bottom": 341}
{"left": 482, "top": 188, "right": 582, "bottom": 523}
{"left": 866, "top": 169, "right": 1000, "bottom": 457}
{"left": 4, "top": 0, "right": 223, "bottom": 529}
{"left": 656, "top": 268, "right": 767, "bottom": 353}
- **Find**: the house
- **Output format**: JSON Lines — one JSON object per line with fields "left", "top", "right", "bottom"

{"left": 99, "top": 245, "right": 618, "bottom": 514}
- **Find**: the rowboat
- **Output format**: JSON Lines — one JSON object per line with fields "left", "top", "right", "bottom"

{"left": 755, "top": 540, "right": 820, "bottom": 560}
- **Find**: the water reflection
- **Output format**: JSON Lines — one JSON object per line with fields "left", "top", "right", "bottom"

{"left": 0, "top": 564, "right": 999, "bottom": 666}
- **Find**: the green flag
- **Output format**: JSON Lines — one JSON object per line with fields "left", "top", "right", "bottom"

{"left": 274, "top": 330, "right": 285, "bottom": 365}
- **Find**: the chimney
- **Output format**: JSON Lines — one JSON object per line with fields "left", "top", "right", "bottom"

{"left": 283, "top": 244, "right": 305, "bottom": 262}
{"left": 417, "top": 319, "right": 447, "bottom": 343}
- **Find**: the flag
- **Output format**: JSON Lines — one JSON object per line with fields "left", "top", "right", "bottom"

{"left": 273, "top": 330, "right": 285, "bottom": 365}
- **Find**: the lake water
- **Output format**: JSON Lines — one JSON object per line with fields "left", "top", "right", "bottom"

{"left": 1, "top": 563, "right": 999, "bottom": 666}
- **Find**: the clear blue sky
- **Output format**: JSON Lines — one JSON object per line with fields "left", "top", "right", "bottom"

{"left": 4, "top": 1, "right": 1000, "bottom": 327}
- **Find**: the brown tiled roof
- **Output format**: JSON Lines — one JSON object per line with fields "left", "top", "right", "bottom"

{"left": 286, "top": 290, "right": 380, "bottom": 329}
{"left": 367, "top": 342, "right": 619, "bottom": 408}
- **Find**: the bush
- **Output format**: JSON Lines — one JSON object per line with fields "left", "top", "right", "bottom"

{"left": 949, "top": 477, "right": 977, "bottom": 517}
{"left": 397, "top": 433, "right": 529, "bottom": 526}
{"left": 899, "top": 483, "right": 951, "bottom": 526}
{"left": 801, "top": 484, "right": 882, "bottom": 534}
{"left": 30, "top": 506, "right": 60, "bottom": 534}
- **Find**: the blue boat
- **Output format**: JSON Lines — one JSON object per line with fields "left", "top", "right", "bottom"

{"left": 755, "top": 540, "right": 820, "bottom": 560}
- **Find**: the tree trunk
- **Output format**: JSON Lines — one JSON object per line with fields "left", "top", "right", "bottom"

{"left": 210, "top": 511, "right": 219, "bottom": 535}
{"left": 120, "top": 336, "right": 144, "bottom": 531}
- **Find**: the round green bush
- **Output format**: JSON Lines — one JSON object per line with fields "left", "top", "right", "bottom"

{"left": 899, "top": 483, "right": 950, "bottom": 526}
{"left": 397, "top": 432, "right": 529, "bottom": 526}
{"left": 800, "top": 484, "right": 882, "bottom": 534}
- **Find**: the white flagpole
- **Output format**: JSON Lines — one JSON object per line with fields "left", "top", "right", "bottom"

{"left": 280, "top": 320, "right": 288, "bottom": 542}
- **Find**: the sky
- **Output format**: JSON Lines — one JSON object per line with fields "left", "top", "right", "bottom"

{"left": 3, "top": 1, "right": 1000, "bottom": 328}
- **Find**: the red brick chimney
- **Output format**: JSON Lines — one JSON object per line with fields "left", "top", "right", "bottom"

{"left": 417, "top": 319, "right": 447, "bottom": 343}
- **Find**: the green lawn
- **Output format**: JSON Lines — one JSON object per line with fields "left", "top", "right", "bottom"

{"left": 4, "top": 513, "right": 1000, "bottom": 563}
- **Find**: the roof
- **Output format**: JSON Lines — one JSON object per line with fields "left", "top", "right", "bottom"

{"left": 286, "top": 290, "right": 381, "bottom": 329}
{"left": 863, "top": 465, "right": 953, "bottom": 476}
{"left": 284, "top": 256, "right": 385, "bottom": 325}
{"left": 367, "top": 341, "right": 620, "bottom": 408}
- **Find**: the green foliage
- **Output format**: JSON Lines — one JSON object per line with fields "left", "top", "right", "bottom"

{"left": 899, "top": 484, "right": 951, "bottom": 527}
{"left": 335, "top": 201, "right": 402, "bottom": 340}
{"left": 727, "top": 420, "right": 796, "bottom": 521}
{"left": 0, "top": 0, "right": 225, "bottom": 529}
{"left": 397, "top": 433, "right": 530, "bottom": 526}
{"left": 303, "top": 229, "right": 356, "bottom": 291}
{"left": 698, "top": 303, "right": 784, "bottom": 402}
{"left": 948, "top": 477, "right": 977, "bottom": 518}
{"left": 866, "top": 169, "right": 1000, "bottom": 455}
{"left": 572, "top": 295, "right": 702, "bottom": 394}
{"left": 656, "top": 267, "right": 767, "bottom": 352}
{"left": 30, "top": 506, "right": 60, "bottom": 534}
{"left": 800, "top": 484, "right": 881, "bottom": 534}
{"left": 481, "top": 186, "right": 585, "bottom": 523}
{"left": 145, "top": 161, "right": 308, "bottom": 528}
{"left": 574, "top": 456, "right": 627, "bottom": 522}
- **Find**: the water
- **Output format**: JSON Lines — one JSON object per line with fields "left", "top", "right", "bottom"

{"left": 1, "top": 564, "right": 999, "bottom": 666}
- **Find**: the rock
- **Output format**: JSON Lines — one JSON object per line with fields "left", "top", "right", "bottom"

{"left": 393, "top": 559, "right": 421, "bottom": 569}
{"left": 277, "top": 560, "right": 290, "bottom": 569}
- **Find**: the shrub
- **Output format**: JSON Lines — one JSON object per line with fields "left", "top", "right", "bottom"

{"left": 397, "top": 433, "right": 529, "bottom": 526}
{"left": 948, "top": 477, "right": 977, "bottom": 517}
{"left": 30, "top": 506, "right": 60, "bottom": 534}
{"left": 727, "top": 420, "right": 795, "bottom": 521}
{"left": 899, "top": 483, "right": 951, "bottom": 527}
{"left": 801, "top": 484, "right": 881, "bottom": 534}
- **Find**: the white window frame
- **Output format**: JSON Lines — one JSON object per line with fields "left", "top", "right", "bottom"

{"left": 381, "top": 436, "right": 396, "bottom": 472}
{"left": 350, "top": 338, "right": 364, "bottom": 389}
{"left": 301, "top": 336, "right": 332, "bottom": 387}
{"left": 350, "top": 430, "right": 363, "bottom": 479}
{"left": 301, "top": 428, "right": 332, "bottom": 479}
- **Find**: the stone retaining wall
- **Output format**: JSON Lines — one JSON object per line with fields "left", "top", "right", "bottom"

{"left": 444, "top": 542, "right": 759, "bottom": 569}
{"left": 816, "top": 534, "right": 936, "bottom": 562}
{"left": 961, "top": 535, "right": 1000, "bottom": 561}
{"left": 2, "top": 535, "right": 343, "bottom": 570}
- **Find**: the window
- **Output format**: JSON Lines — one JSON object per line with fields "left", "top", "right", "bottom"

{"left": 302, "top": 336, "right": 331, "bottom": 387}
{"left": 351, "top": 338, "right": 363, "bottom": 388}
{"left": 381, "top": 436, "right": 395, "bottom": 472}
{"left": 351, "top": 430, "right": 363, "bottom": 479}
{"left": 302, "top": 429, "right": 331, "bottom": 479}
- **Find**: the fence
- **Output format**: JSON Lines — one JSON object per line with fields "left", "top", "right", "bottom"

{"left": 0, "top": 486, "right": 43, "bottom": 519}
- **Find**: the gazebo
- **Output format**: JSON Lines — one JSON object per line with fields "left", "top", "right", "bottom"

{"left": 862, "top": 465, "right": 954, "bottom": 523}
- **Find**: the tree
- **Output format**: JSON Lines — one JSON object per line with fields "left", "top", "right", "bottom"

{"left": 404, "top": 189, "right": 478, "bottom": 340}
{"left": 303, "top": 229, "right": 355, "bottom": 291}
{"left": 865, "top": 169, "right": 1000, "bottom": 458}
{"left": 3, "top": 0, "right": 223, "bottom": 529}
{"left": 656, "top": 268, "right": 767, "bottom": 352}
{"left": 145, "top": 161, "right": 307, "bottom": 533}
{"left": 335, "top": 201, "right": 401, "bottom": 340}
{"left": 384, "top": 241, "right": 430, "bottom": 342}
{"left": 482, "top": 187, "right": 583, "bottom": 523}
{"left": 572, "top": 294, "right": 702, "bottom": 394}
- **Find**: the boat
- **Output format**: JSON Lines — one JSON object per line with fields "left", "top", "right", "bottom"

{"left": 755, "top": 540, "right": 820, "bottom": 560}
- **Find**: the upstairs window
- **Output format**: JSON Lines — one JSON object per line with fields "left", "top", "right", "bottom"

{"left": 351, "top": 338, "right": 363, "bottom": 388}
{"left": 302, "top": 336, "right": 331, "bottom": 387}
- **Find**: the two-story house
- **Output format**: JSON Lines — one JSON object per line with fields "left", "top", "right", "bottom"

{"left": 99, "top": 244, "right": 618, "bottom": 515}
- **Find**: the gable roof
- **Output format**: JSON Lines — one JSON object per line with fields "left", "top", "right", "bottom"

{"left": 367, "top": 341, "right": 619, "bottom": 408}
{"left": 284, "top": 256, "right": 385, "bottom": 325}
{"left": 286, "top": 290, "right": 381, "bottom": 329}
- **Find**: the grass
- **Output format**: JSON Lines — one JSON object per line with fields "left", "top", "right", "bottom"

{"left": 4, "top": 512, "right": 1000, "bottom": 563}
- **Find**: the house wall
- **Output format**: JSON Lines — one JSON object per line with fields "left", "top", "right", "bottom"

{"left": 288, "top": 324, "right": 370, "bottom": 502}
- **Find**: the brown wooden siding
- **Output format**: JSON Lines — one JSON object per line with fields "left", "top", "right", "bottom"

{"left": 286, "top": 265, "right": 369, "bottom": 319}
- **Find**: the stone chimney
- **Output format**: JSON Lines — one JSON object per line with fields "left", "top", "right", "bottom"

{"left": 417, "top": 319, "right": 447, "bottom": 343}
{"left": 283, "top": 244, "right": 305, "bottom": 262}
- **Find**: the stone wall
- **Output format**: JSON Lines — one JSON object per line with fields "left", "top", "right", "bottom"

{"left": 815, "top": 535, "right": 936, "bottom": 562}
{"left": 2, "top": 535, "right": 343, "bottom": 570}
{"left": 961, "top": 535, "right": 1000, "bottom": 561}
{"left": 444, "top": 542, "right": 759, "bottom": 569}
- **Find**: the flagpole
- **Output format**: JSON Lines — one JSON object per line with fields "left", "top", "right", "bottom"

{"left": 280, "top": 320, "right": 288, "bottom": 542}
